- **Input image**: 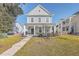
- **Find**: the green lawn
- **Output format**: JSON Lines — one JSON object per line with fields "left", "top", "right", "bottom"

{"left": 0, "top": 35, "right": 22, "bottom": 54}
{"left": 15, "top": 35, "right": 79, "bottom": 56}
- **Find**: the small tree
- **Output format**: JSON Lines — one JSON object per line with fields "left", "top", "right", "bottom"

{"left": 0, "top": 32, "right": 7, "bottom": 39}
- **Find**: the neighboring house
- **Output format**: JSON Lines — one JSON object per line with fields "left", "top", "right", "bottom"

{"left": 13, "top": 23, "right": 28, "bottom": 36}
{"left": 56, "top": 18, "right": 71, "bottom": 35}
{"left": 26, "top": 4, "right": 54, "bottom": 36}
{"left": 70, "top": 13, "right": 79, "bottom": 35}
{"left": 14, "top": 23, "right": 23, "bottom": 34}
{"left": 56, "top": 11, "right": 79, "bottom": 35}
{"left": 55, "top": 21, "right": 62, "bottom": 35}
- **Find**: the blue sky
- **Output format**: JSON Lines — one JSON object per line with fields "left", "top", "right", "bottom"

{"left": 16, "top": 3, "right": 79, "bottom": 25}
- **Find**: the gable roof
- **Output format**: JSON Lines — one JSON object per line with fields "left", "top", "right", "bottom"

{"left": 26, "top": 4, "right": 52, "bottom": 16}
{"left": 73, "top": 11, "right": 79, "bottom": 15}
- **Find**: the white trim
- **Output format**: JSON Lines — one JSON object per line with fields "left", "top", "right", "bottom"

{"left": 26, "top": 4, "right": 52, "bottom": 16}
{"left": 34, "top": 25, "right": 36, "bottom": 36}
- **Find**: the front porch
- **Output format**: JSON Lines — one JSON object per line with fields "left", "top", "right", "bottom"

{"left": 26, "top": 24, "right": 53, "bottom": 36}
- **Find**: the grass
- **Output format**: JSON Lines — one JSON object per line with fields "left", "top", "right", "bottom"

{"left": 15, "top": 35, "right": 79, "bottom": 56}
{"left": 0, "top": 34, "right": 22, "bottom": 54}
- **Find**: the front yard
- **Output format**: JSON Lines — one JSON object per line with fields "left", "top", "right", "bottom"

{"left": 0, "top": 35, "right": 22, "bottom": 54}
{"left": 15, "top": 35, "right": 79, "bottom": 56}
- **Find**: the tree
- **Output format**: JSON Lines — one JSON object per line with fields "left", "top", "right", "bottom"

{"left": 0, "top": 3, "right": 23, "bottom": 33}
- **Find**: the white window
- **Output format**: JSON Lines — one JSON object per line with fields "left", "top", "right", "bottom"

{"left": 62, "top": 27, "right": 65, "bottom": 31}
{"left": 66, "top": 26, "right": 69, "bottom": 31}
{"left": 38, "top": 18, "right": 41, "bottom": 22}
{"left": 31, "top": 18, "right": 34, "bottom": 22}
{"left": 62, "top": 21, "right": 65, "bottom": 24}
{"left": 46, "top": 18, "right": 49, "bottom": 22}
{"left": 38, "top": 10, "right": 40, "bottom": 12}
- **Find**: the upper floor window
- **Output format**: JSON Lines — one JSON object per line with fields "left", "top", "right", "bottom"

{"left": 31, "top": 18, "right": 34, "bottom": 22}
{"left": 66, "top": 19, "right": 69, "bottom": 23}
{"left": 59, "top": 24, "right": 61, "bottom": 29}
{"left": 66, "top": 26, "right": 69, "bottom": 31}
{"left": 62, "top": 27, "right": 65, "bottom": 31}
{"left": 46, "top": 18, "right": 49, "bottom": 22}
{"left": 38, "top": 10, "right": 40, "bottom": 12}
{"left": 62, "top": 21, "right": 65, "bottom": 24}
{"left": 56, "top": 25, "right": 58, "bottom": 27}
{"left": 38, "top": 18, "right": 41, "bottom": 22}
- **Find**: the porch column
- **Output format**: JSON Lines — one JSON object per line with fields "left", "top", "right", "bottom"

{"left": 69, "top": 17, "right": 72, "bottom": 33}
{"left": 50, "top": 25, "right": 52, "bottom": 33}
{"left": 23, "top": 25, "right": 26, "bottom": 36}
{"left": 34, "top": 25, "right": 36, "bottom": 36}
{"left": 60, "top": 22, "right": 63, "bottom": 35}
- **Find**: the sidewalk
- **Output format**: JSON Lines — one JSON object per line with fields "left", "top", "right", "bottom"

{"left": 0, "top": 36, "right": 32, "bottom": 56}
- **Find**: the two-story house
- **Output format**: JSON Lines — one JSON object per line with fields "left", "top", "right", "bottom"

{"left": 56, "top": 11, "right": 79, "bottom": 35}
{"left": 26, "top": 4, "right": 53, "bottom": 36}
{"left": 56, "top": 17, "right": 72, "bottom": 35}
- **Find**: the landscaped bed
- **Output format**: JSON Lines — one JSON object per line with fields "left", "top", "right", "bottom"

{"left": 15, "top": 35, "right": 79, "bottom": 56}
{"left": 0, "top": 34, "right": 22, "bottom": 54}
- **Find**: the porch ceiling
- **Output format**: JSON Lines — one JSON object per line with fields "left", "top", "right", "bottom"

{"left": 26, "top": 23, "right": 53, "bottom": 26}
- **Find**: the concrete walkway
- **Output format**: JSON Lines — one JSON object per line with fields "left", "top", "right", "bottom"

{"left": 0, "top": 36, "right": 32, "bottom": 56}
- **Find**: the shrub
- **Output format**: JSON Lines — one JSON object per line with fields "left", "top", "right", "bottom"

{"left": 0, "top": 33, "right": 7, "bottom": 39}
{"left": 37, "top": 32, "right": 44, "bottom": 37}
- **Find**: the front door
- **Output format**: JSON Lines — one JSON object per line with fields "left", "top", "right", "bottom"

{"left": 39, "top": 27, "right": 42, "bottom": 33}
{"left": 31, "top": 28, "right": 34, "bottom": 34}
{"left": 71, "top": 26, "right": 74, "bottom": 34}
